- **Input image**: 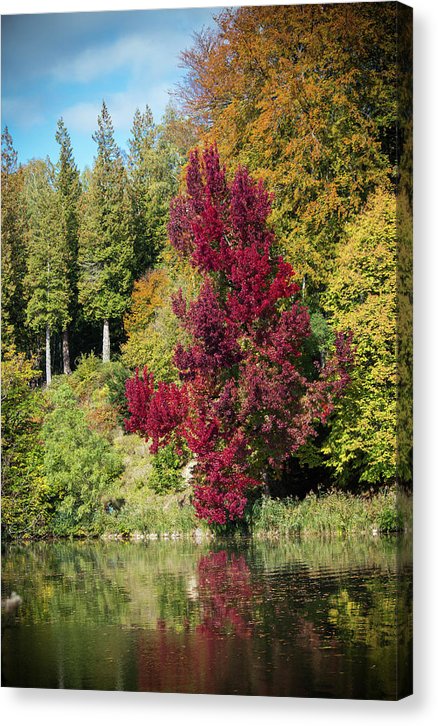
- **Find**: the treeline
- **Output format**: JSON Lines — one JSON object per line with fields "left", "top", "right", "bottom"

{"left": 2, "top": 101, "right": 195, "bottom": 378}
{"left": 1, "top": 3, "right": 412, "bottom": 537}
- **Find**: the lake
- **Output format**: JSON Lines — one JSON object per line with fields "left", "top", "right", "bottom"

{"left": 2, "top": 536, "right": 412, "bottom": 699}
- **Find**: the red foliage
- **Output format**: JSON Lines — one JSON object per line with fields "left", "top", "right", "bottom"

{"left": 126, "top": 146, "right": 352, "bottom": 524}
{"left": 125, "top": 368, "right": 187, "bottom": 454}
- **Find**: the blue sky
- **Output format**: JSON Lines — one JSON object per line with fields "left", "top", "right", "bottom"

{"left": 1, "top": 7, "right": 222, "bottom": 169}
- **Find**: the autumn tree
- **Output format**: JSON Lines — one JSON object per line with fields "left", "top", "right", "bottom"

{"left": 1, "top": 127, "right": 28, "bottom": 354}
{"left": 125, "top": 147, "right": 352, "bottom": 525}
{"left": 55, "top": 117, "right": 82, "bottom": 373}
{"left": 178, "top": 3, "right": 401, "bottom": 299}
{"left": 24, "top": 160, "right": 71, "bottom": 386}
{"left": 121, "top": 269, "right": 174, "bottom": 377}
{"left": 121, "top": 259, "right": 199, "bottom": 382}
{"left": 322, "top": 188, "right": 401, "bottom": 485}
{"left": 78, "top": 101, "right": 133, "bottom": 362}
{"left": 160, "top": 101, "right": 198, "bottom": 160}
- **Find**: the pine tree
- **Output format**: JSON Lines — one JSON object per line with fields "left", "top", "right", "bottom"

{"left": 127, "top": 106, "right": 156, "bottom": 276}
{"left": 127, "top": 106, "right": 182, "bottom": 278}
{"left": 55, "top": 118, "right": 81, "bottom": 374}
{"left": 1, "top": 127, "right": 28, "bottom": 354}
{"left": 24, "top": 160, "right": 71, "bottom": 386}
{"left": 78, "top": 101, "right": 133, "bottom": 362}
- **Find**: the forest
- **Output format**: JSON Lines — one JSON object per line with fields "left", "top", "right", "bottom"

{"left": 1, "top": 3, "right": 412, "bottom": 539}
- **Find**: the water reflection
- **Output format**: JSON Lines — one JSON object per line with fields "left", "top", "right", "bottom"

{"left": 2, "top": 537, "right": 412, "bottom": 698}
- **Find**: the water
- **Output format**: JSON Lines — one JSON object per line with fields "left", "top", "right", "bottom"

{"left": 2, "top": 537, "right": 412, "bottom": 699}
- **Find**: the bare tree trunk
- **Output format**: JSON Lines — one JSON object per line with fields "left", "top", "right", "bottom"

{"left": 45, "top": 323, "right": 52, "bottom": 387}
{"left": 102, "top": 318, "right": 110, "bottom": 362}
{"left": 62, "top": 329, "right": 72, "bottom": 375}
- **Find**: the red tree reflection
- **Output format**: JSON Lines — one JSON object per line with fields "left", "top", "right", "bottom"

{"left": 196, "top": 550, "right": 253, "bottom": 638}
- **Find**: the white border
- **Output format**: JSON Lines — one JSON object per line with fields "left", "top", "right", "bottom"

{"left": 2, "top": 1, "right": 437, "bottom": 725}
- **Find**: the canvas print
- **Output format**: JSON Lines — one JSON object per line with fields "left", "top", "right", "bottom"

{"left": 1, "top": 2, "right": 412, "bottom": 699}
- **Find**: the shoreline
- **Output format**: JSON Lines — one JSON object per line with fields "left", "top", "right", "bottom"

{"left": 2, "top": 488, "right": 412, "bottom": 543}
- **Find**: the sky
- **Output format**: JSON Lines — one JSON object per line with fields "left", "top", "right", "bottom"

{"left": 1, "top": 5, "right": 222, "bottom": 170}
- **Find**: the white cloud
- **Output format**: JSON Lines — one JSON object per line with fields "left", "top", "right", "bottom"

{"left": 61, "top": 101, "right": 101, "bottom": 134}
{"left": 52, "top": 32, "right": 180, "bottom": 84}
{"left": 1, "top": 96, "right": 44, "bottom": 129}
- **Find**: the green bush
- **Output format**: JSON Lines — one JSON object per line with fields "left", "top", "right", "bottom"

{"left": 103, "top": 360, "right": 131, "bottom": 423}
{"left": 43, "top": 383, "right": 124, "bottom": 535}
{"left": 69, "top": 351, "right": 103, "bottom": 398}
{"left": 148, "top": 441, "right": 188, "bottom": 494}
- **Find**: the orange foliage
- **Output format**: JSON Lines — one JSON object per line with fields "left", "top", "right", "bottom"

{"left": 179, "top": 3, "right": 400, "bottom": 290}
{"left": 124, "top": 269, "right": 169, "bottom": 337}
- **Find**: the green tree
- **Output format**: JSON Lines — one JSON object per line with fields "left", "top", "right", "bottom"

{"left": 322, "top": 189, "right": 398, "bottom": 485}
{"left": 55, "top": 118, "right": 82, "bottom": 373}
{"left": 24, "top": 159, "right": 71, "bottom": 386}
{"left": 127, "top": 106, "right": 182, "bottom": 277}
{"left": 127, "top": 106, "right": 157, "bottom": 276}
{"left": 78, "top": 101, "right": 133, "bottom": 361}
{"left": 1, "top": 127, "right": 28, "bottom": 354}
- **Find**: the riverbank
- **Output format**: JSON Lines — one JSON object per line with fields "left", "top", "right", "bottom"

{"left": 2, "top": 355, "right": 412, "bottom": 542}
{"left": 21, "top": 486, "right": 410, "bottom": 542}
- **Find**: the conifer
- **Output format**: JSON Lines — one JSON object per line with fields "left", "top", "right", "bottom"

{"left": 78, "top": 101, "right": 133, "bottom": 362}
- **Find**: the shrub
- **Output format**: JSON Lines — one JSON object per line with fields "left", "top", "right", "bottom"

{"left": 148, "top": 441, "right": 188, "bottom": 494}
{"left": 43, "top": 383, "right": 124, "bottom": 534}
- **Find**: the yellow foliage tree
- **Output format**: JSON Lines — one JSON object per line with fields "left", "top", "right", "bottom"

{"left": 321, "top": 189, "right": 404, "bottom": 485}
{"left": 121, "top": 260, "right": 199, "bottom": 383}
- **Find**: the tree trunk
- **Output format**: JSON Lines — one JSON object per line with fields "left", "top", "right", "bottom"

{"left": 62, "top": 328, "right": 72, "bottom": 375}
{"left": 102, "top": 318, "right": 110, "bottom": 362}
{"left": 45, "top": 323, "right": 52, "bottom": 387}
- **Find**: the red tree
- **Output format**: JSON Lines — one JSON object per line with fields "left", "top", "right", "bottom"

{"left": 125, "top": 146, "right": 352, "bottom": 525}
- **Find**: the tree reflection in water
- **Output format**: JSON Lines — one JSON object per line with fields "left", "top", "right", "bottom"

{"left": 3, "top": 538, "right": 412, "bottom": 698}
{"left": 196, "top": 551, "right": 253, "bottom": 638}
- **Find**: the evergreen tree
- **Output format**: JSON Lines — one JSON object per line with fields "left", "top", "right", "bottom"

{"left": 127, "top": 106, "right": 182, "bottom": 278}
{"left": 24, "top": 160, "right": 71, "bottom": 386}
{"left": 55, "top": 118, "right": 81, "bottom": 374}
{"left": 78, "top": 101, "right": 133, "bottom": 362}
{"left": 127, "top": 106, "right": 156, "bottom": 276}
{"left": 1, "top": 127, "right": 28, "bottom": 354}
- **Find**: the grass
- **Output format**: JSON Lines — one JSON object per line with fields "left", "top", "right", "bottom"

{"left": 92, "top": 430, "right": 201, "bottom": 537}
{"left": 250, "top": 486, "right": 412, "bottom": 538}
{"left": 95, "top": 493, "right": 200, "bottom": 537}
{"left": 92, "top": 483, "right": 412, "bottom": 540}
